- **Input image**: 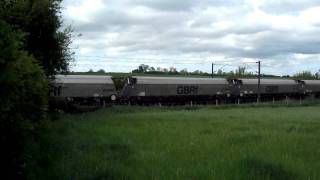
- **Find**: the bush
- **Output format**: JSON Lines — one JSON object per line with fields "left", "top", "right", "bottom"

{"left": 0, "top": 20, "right": 48, "bottom": 179}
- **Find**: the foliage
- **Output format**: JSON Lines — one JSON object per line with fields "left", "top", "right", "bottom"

{"left": 97, "top": 69, "right": 106, "bottom": 73}
{"left": 293, "top": 71, "right": 320, "bottom": 80}
{"left": 0, "top": 0, "right": 72, "bottom": 178}
{"left": 112, "top": 77, "right": 129, "bottom": 92}
{"left": 130, "top": 64, "right": 272, "bottom": 78}
{"left": 88, "top": 69, "right": 94, "bottom": 73}
{"left": 0, "top": 20, "right": 48, "bottom": 179}
{"left": 132, "top": 64, "right": 150, "bottom": 73}
{"left": 0, "top": 0, "right": 74, "bottom": 76}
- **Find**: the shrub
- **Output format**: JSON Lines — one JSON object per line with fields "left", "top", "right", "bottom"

{"left": 0, "top": 20, "right": 48, "bottom": 179}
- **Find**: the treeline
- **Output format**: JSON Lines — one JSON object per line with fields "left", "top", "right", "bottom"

{"left": 0, "top": 0, "right": 72, "bottom": 179}
{"left": 83, "top": 65, "right": 320, "bottom": 80}
{"left": 131, "top": 64, "right": 278, "bottom": 78}
{"left": 293, "top": 71, "right": 320, "bottom": 80}
{"left": 129, "top": 64, "right": 319, "bottom": 79}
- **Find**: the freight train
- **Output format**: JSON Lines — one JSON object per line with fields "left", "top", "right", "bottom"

{"left": 50, "top": 75, "right": 320, "bottom": 109}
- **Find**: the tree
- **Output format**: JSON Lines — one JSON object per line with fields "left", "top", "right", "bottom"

{"left": 180, "top": 68, "right": 188, "bottom": 75}
{"left": 193, "top": 70, "right": 200, "bottom": 74}
{"left": 293, "top": 71, "right": 315, "bottom": 79}
{"left": 0, "top": 0, "right": 72, "bottom": 178}
{"left": 313, "top": 69, "right": 320, "bottom": 79}
{"left": 236, "top": 66, "right": 246, "bottom": 75}
{"left": 169, "top": 67, "right": 177, "bottom": 73}
{"left": 138, "top": 64, "right": 149, "bottom": 72}
{"left": 148, "top": 66, "right": 155, "bottom": 72}
{"left": 132, "top": 69, "right": 140, "bottom": 73}
{"left": 0, "top": 0, "right": 74, "bottom": 76}
{"left": 0, "top": 20, "right": 48, "bottom": 179}
{"left": 97, "top": 69, "right": 106, "bottom": 73}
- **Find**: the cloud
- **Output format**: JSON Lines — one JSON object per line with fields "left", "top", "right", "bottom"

{"left": 258, "top": 0, "right": 320, "bottom": 14}
{"left": 62, "top": 0, "right": 320, "bottom": 75}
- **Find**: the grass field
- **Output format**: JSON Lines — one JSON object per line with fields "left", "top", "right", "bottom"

{"left": 30, "top": 105, "right": 320, "bottom": 180}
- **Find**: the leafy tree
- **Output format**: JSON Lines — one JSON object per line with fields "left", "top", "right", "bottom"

{"left": 138, "top": 64, "right": 149, "bottom": 72}
{"left": 180, "top": 68, "right": 188, "bottom": 75}
{"left": 0, "top": 0, "right": 72, "bottom": 178}
{"left": 293, "top": 71, "right": 316, "bottom": 80}
{"left": 169, "top": 67, "right": 177, "bottom": 73}
{"left": 97, "top": 69, "right": 106, "bottom": 73}
{"left": 88, "top": 69, "right": 94, "bottom": 73}
{"left": 0, "top": 0, "right": 74, "bottom": 76}
{"left": 148, "top": 66, "right": 155, "bottom": 72}
{"left": 132, "top": 69, "right": 140, "bottom": 73}
{"left": 0, "top": 20, "right": 48, "bottom": 179}
{"left": 193, "top": 70, "right": 200, "bottom": 74}
{"left": 236, "top": 66, "right": 246, "bottom": 75}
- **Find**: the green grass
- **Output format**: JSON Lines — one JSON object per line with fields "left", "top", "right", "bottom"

{"left": 30, "top": 105, "right": 320, "bottom": 179}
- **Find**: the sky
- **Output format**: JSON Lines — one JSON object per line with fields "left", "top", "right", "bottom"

{"left": 61, "top": 0, "right": 320, "bottom": 75}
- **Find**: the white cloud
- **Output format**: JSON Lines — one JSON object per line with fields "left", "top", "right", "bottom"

{"left": 64, "top": 0, "right": 105, "bottom": 22}
{"left": 79, "top": 47, "right": 93, "bottom": 55}
{"left": 62, "top": 0, "right": 320, "bottom": 75}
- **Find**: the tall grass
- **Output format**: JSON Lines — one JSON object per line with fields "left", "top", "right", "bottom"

{"left": 30, "top": 105, "right": 320, "bottom": 179}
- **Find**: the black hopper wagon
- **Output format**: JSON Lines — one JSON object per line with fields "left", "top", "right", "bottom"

{"left": 233, "top": 79, "right": 306, "bottom": 103}
{"left": 50, "top": 75, "right": 117, "bottom": 110}
{"left": 303, "top": 80, "right": 320, "bottom": 98}
{"left": 120, "top": 76, "right": 233, "bottom": 105}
